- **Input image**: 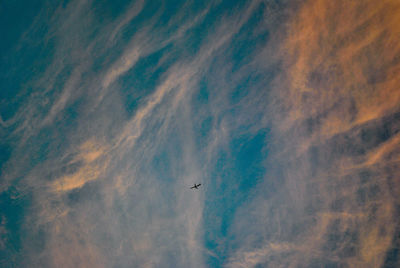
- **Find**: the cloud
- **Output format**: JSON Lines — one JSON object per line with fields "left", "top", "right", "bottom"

{"left": 101, "top": 46, "right": 141, "bottom": 89}
{"left": 2, "top": 0, "right": 252, "bottom": 266}
{"left": 0, "top": 216, "right": 7, "bottom": 251}
{"left": 50, "top": 139, "right": 109, "bottom": 193}
{"left": 226, "top": 0, "right": 400, "bottom": 267}
{"left": 108, "top": 0, "right": 145, "bottom": 43}
{"left": 2, "top": 0, "right": 399, "bottom": 267}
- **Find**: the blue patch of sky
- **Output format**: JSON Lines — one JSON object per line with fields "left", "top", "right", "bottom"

{"left": 12, "top": 97, "right": 81, "bottom": 175}
{"left": 90, "top": 1, "right": 139, "bottom": 75}
{"left": 56, "top": 95, "right": 85, "bottom": 129}
{"left": 180, "top": 0, "right": 247, "bottom": 58}
{"left": 17, "top": 127, "right": 54, "bottom": 173}
{"left": 118, "top": 44, "right": 176, "bottom": 116}
{"left": 195, "top": 78, "right": 209, "bottom": 105}
{"left": 119, "top": 0, "right": 160, "bottom": 41}
{"left": 229, "top": 72, "right": 263, "bottom": 105}
{"left": 87, "top": 0, "right": 134, "bottom": 48}
{"left": 0, "top": 0, "right": 43, "bottom": 55}
{"left": 92, "top": 0, "right": 133, "bottom": 21}
{"left": 154, "top": 0, "right": 186, "bottom": 27}
{"left": 189, "top": 78, "right": 214, "bottom": 151}
{"left": 0, "top": 186, "right": 31, "bottom": 266}
{"left": 115, "top": 0, "right": 207, "bottom": 52}
{"left": 30, "top": 128, "right": 53, "bottom": 164}
{"left": 203, "top": 129, "right": 269, "bottom": 266}
{"left": 0, "top": 4, "right": 56, "bottom": 122}
{"left": 146, "top": 117, "right": 185, "bottom": 184}
{"left": 196, "top": 115, "right": 214, "bottom": 150}
{"left": 0, "top": 144, "right": 11, "bottom": 177}
{"left": 229, "top": 2, "right": 269, "bottom": 72}
{"left": 197, "top": 3, "right": 283, "bottom": 260}
{"left": 151, "top": 149, "right": 173, "bottom": 181}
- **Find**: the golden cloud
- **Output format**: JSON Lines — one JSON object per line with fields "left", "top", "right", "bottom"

{"left": 51, "top": 139, "right": 109, "bottom": 193}
{"left": 275, "top": 0, "right": 400, "bottom": 138}
{"left": 263, "top": 0, "right": 400, "bottom": 266}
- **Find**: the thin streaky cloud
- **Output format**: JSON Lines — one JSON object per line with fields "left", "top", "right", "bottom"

{"left": 1, "top": 0, "right": 399, "bottom": 267}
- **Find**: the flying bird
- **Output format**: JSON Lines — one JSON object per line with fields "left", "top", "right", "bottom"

{"left": 190, "top": 183, "right": 201, "bottom": 189}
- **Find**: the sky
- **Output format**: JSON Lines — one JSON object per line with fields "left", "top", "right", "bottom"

{"left": 0, "top": 0, "right": 399, "bottom": 267}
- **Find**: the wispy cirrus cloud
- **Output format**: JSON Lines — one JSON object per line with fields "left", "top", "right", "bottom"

{"left": 226, "top": 0, "right": 400, "bottom": 267}
{"left": 2, "top": 0, "right": 268, "bottom": 267}
{"left": 1, "top": 0, "right": 399, "bottom": 267}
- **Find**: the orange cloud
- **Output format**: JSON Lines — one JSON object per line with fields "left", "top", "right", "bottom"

{"left": 260, "top": 0, "right": 400, "bottom": 266}
{"left": 273, "top": 0, "right": 400, "bottom": 139}
{"left": 51, "top": 139, "right": 109, "bottom": 193}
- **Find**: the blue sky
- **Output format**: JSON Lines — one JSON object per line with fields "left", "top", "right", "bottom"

{"left": 1, "top": 0, "right": 400, "bottom": 267}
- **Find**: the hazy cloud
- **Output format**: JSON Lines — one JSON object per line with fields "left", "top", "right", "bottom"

{"left": 1, "top": 0, "right": 399, "bottom": 267}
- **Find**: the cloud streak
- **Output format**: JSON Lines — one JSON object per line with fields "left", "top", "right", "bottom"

{"left": 226, "top": 0, "right": 400, "bottom": 267}
{"left": 1, "top": 0, "right": 399, "bottom": 267}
